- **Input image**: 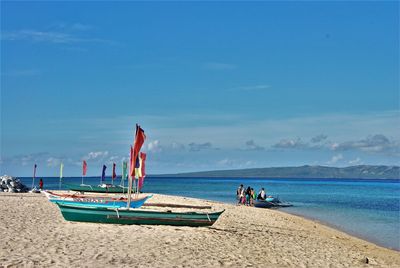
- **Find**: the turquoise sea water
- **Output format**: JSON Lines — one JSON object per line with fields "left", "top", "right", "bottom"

{"left": 20, "top": 176, "right": 400, "bottom": 250}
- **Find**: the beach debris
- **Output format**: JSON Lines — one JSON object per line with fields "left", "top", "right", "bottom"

{"left": 364, "top": 257, "right": 369, "bottom": 264}
{"left": 0, "top": 175, "right": 29, "bottom": 193}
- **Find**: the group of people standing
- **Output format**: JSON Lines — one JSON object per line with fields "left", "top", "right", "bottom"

{"left": 236, "top": 184, "right": 267, "bottom": 206}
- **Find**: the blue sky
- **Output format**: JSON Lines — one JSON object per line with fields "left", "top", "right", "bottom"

{"left": 1, "top": 1, "right": 399, "bottom": 177}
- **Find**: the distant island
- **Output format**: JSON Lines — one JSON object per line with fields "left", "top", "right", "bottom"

{"left": 153, "top": 165, "right": 400, "bottom": 180}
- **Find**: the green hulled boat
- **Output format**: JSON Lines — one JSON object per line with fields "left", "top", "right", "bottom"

{"left": 64, "top": 183, "right": 135, "bottom": 193}
{"left": 56, "top": 203, "right": 225, "bottom": 227}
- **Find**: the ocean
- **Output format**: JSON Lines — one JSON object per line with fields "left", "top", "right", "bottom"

{"left": 20, "top": 176, "right": 400, "bottom": 250}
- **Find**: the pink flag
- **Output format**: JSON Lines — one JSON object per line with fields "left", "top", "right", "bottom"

{"left": 138, "top": 152, "right": 147, "bottom": 190}
{"left": 82, "top": 160, "right": 87, "bottom": 176}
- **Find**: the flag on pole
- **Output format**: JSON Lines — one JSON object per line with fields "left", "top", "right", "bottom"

{"left": 82, "top": 160, "right": 87, "bottom": 176}
{"left": 129, "top": 145, "right": 134, "bottom": 177}
{"left": 33, "top": 164, "right": 37, "bottom": 178}
{"left": 130, "top": 124, "right": 146, "bottom": 177}
{"left": 60, "top": 163, "right": 64, "bottom": 179}
{"left": 112, "top": 163, "right": 116, "bottom": 180}
{"left": 138, "top": 152, "right": 147, "bottom": 190}
{"left": 101, "top": 165, "right": 107, "bottom": 182}
{"left": 122, "top": 161, "right": 127, "bottom": 180}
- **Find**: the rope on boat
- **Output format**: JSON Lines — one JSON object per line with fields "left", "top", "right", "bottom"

{"left": 206, "top": 213, "right": 211, "bottom": 222}
{"left": 115, "top": 209, "right": 120, "bottom": 219}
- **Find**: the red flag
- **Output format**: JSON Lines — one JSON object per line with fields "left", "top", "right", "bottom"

{"left": 138, "top": 152, "right": 147, "bottom": 190}
{"left": 129, "top": 145, "right": 134, "bottom": 177}
{"left": 82, "top": 160, "right": 87, "bottom": 176}
{"left": 130, "top": 124, "right": 146, "bottom": 177}
{"left": 112, "top": 163, "right": 116, "bottom": 180}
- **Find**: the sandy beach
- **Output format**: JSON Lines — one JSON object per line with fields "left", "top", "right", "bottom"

{"left": 0, "top": 192, "right": 399, "bottom": 268}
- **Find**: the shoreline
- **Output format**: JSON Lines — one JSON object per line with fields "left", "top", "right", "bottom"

{"left": 279, "top": 208, "right": 400, "bottom": 252}
{"left": 1, "top": 192, "right": 399, "bottom": 267}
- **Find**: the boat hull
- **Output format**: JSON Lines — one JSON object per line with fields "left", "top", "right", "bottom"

{"left": 64, "top": 184, "right": 134, "bottom": 193}
{"left": 44, "top": 191, "right": 151, "bottom": 209}
{"left": 254, "top": 200, "right": 274, "bottom": 208}
{"left": 254, "top": 197, "right": 293, "bottom": 208}
{"left": 56, "top": 203, "right": 224, "bottom": 227}
{"left": 51, "top": 196, "right": 151, "bottom": 209}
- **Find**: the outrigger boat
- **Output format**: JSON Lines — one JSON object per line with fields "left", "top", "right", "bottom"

{"left": 53, "top": 125, "right": 225, "bottom": 227}
{"left": 43, "top": 190, "right": 152, "bottom": 209}
{"left": 64, "top": 183, "right": 133, "bottom": 193}
{"left": 56, "top": 202, "right": 225, "bottom": 227}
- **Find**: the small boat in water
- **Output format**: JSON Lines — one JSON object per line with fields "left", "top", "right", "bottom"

{"left": 56, "top": 203, "right": 225, "bottom": 227}
{"left": 43, "top": 190, "right": 152, "bottom": 209}
{"left": 254, "top": 196, "right": 293, "bottom": 208}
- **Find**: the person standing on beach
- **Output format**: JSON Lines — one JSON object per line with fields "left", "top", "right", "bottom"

{"left": 39, "top": 178, "right": 44, "bottom": 190}
{"left": 250, "top": 188, "right": 255, "bottom": 206}
{"left": 236, "top": 184, "right": 243, "bottom": 204}
{"left": 246, "top": 186, "right": 251, "bottom": 206}
{"left": 240, "top": 187, "right": 246, "bottom": 205}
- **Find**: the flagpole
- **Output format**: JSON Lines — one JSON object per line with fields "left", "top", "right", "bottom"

{"left": 31, "top": 164, "right": 36, "bottom": 189}
{"left": 127, "top": 174, "right": 132, "bottom": 208}
{"left": 59, "top": 163, "right": 63, "bottom": 190}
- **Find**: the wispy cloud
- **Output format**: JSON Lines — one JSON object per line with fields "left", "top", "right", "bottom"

{"left": 327, "top": 154, "right": 343, "bottom": 165}
{"left": 348, "top": 157, "right": 363, "bottom": 165}
{"left": 244, "top": 140, "right": 265, "bottom": 151}
{"left": 311, "top": 134, "right": 328, "bottom": 143}
{"left": 331, "top": 134, "right": 400, "bottom": 156}
{"left": 55, "top": 23, "right": 93, "bottom": 31}
{"left": 216, "top": 158, "right": 255, "bottom": 168}
{"left": 1, "top": 29, "right": 115, "bottom": 45}
{"left": 85, "top": 151, "right": 109, "bottom": 161}
{"left": 230, "top": 84, "right": 271, "bottom": 92}
{"left": 273, "top": 138, "right": 308, "bottom": 149}
{"left": 188, "top": 142, "right": 213, "bottom": 152}
{"left": 147, "top": 140, "right": 163, "bottom": 153}
{"left": 46, "top": 157, "right": 62, "bottom": 167}
{"left": 1, "top": 69, "right": 42, "bottom": 77}
{"left": 204, "top": 62, "right": 237, "bottom": 70}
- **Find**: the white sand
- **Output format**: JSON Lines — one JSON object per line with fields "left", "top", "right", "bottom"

{"left": 0, "top": 192, "right": 399, "bottom": 267}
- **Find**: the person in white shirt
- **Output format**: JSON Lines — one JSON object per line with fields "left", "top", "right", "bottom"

{"left": 257, "top": 187, "right": 266, "bottom": 200}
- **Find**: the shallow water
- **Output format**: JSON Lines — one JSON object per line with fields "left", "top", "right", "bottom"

{"left": 20, "top": 176, "right": 400, "bottom": 250}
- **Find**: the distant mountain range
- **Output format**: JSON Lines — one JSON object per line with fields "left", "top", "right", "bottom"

{"left": 154, "top": 165, "right": 400, "bottom": 180}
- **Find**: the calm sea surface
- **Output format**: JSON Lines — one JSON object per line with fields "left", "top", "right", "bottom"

{"left": 20, "top": 176, "right": 400, "bottom": 250}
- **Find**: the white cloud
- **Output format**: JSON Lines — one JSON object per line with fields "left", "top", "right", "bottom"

{"left": 85, "top": 151, "right": 109, "bottom": 160}
{"left": 46, "top": 157, "right": 61, "bottom": 167}
{"left": 147, "top": 140, "right": 163, "bottom": 153}
{"left": 327, "top": 154, "right": 343, "bottom": 165}
{"left": 332, "top": 134, "right": 399, "bottom": 156}
{"left": 348, "top": 157, "right": 363, "bottom": 165}
{"left": 273, "top": 138, "right": 307, "bottom": 149}
{"left": 244, "top": 140, "right": 265, "bottom": 151}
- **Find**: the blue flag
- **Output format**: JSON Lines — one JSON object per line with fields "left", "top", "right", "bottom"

{"left": 101, "top": 165, "right": 107, "bottom": 181}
